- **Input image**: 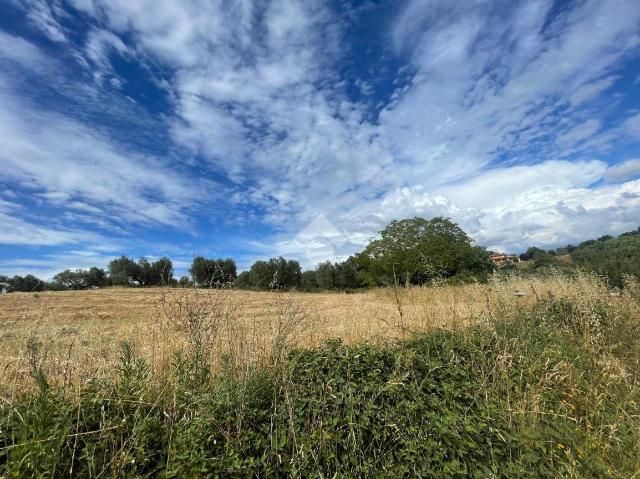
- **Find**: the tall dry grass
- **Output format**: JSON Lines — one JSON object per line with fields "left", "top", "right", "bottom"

{"left": 0, "top": 271, "right": 637, "bottom": 399}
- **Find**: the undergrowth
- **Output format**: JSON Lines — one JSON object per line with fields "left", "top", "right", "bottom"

{"left": 1, "top": 293, "right": 639, "bottom": 478}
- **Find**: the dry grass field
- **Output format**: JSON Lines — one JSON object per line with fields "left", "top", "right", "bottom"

{"left": 2, "top": 271, "right": 640, "bottom": 476}
{"left": 1, "top": 271, "right": 633, "bottom": 398}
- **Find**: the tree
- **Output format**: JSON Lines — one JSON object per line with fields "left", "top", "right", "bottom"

{"left": 355, "top": 217, "right": 490, "bottom": 285}
{"left": 524, "top": 247, "right": 557, "bottom": 269}
{"left": 190, "top": 257, "right": 237, "bottom": 287}
{"left": 460, "top": 246, "right": 495, "bottom": 282}
{"left": 190, "top": 257, "right": 209, "bottom": 286}
{"left": 0, "top": 275, "right": 9, "bottom": 292}
{"left": 235, "top": 271, "right": 252, "bottom": 289}
{"left": 283, "top": 259, "right": 302, "bottom": 289}
{"left": 314, "top": 259, "right": 361, "bottom": 290}
{"left": 570, "top": 233, "right": 640, "bottom": 287}
{"left": 178, "top": 275, "right": 193, "bottom": 288}
{"left": 334, "top": 259, "right": 360, "bottom": 289}
{"left": 248, "top": 260, "right": 273, "bottom": 290}
{"left": 301, "top": 270, "right": 318, "bottom": 291}
{"left": 53, "top": 267, "right": 108, "bottom": 290}
{"left": 8, "top": 275, "right": 45, "bottom": 292}
{"left": 53, "top": 270, "right": 86, "bottom": 290}
{"left": 316, "top": 261, "right": 335, "bottom": 289}
{"left": 151, "top": 257, "right": 173, "bottom": 286}
{"left": 136, "top": 258, "right": 154, "bottom": 286}
{"left": 620, "top": 226, "right": 640, "bottom": 237}
{"left": 108, "top": 256, "right": 173, "bottom": 286}
{"left": 85, "top": 267, "right": 107, "bottom": 288}
{"left": 109, "top": 256, "right": 139, "bottom": 285}
{"left": 248, "top": 257, "right": 302, "bottom": 290}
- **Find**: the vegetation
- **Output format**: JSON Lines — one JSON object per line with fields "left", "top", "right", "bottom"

{"left": 568, "top": 233, "right": 640, "bottom": 287}
{"left": 0, "top": 274, "right": 45, "bottom": 293}
{"left": 189, "top": 257, "right": 237, "bottom": 287}
{"left": 51, "top": 267, "right": 108, "bottom": 290}
{"left": 109, "top": 256, "right": 174, "bottom": 286}
{"left": 298, "top": 259, "right": 361, "bottom": 291}
{"left": 247, "top": 257, "right": 302, "bottom": 290}
{"left": 515, "top": 227, "right": 640, "bottom": 287}
{"left": 2, "top": 219, "right": 639, "bottom": 293}
{"left": 354, "top": 217, "right": 494, "bottom": 286}
{"left": 1, "top": 273, "right": 638, "bottom": 477}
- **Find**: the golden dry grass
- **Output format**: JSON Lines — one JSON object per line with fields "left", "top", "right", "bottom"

{"left": 0, "top": 271, "right": 635, "bottom": 398}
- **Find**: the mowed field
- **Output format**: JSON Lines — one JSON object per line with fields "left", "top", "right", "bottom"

{"left": 0, "top": 273, "right": 626, "bottom": 397}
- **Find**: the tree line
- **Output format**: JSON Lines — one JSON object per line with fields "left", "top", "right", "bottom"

{"left": 1, "top": 217, "right": 506, "bottom": 293}
{"left": 512, "top": 226, "right": 640, "bottom": 287}
{"left": 0, "top": 256, "right": 176, "bottom": 292}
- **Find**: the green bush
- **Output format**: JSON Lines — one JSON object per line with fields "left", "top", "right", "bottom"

{"left": 570, "top": 234, "right": 640, "bottom": 287}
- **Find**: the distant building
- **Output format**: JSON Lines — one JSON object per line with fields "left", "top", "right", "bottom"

{"left": 489, "top": 253, "right": 521, "bottom": 267}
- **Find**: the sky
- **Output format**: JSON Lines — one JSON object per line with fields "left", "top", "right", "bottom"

{"left": 0, "top": 0, "right": 639, "bottom": 278}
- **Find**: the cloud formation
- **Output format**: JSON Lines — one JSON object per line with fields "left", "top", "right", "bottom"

{"left": 0, "top": 0, "right": 639, "bottom": 273}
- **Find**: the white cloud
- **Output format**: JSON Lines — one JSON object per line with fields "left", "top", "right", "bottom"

{"left": 0, "top": 97, "right": 200, "bottom": 226}
{"left": 341, "top": 173, "right": 640, "bottom": 254}
{"left": 3, "top": 0, "right": 640, "bottom": 264}
{"left": 0, "top": 30, "right": 49, "bottom": 66}
{"left": 82, "top": 28, "right": 131, "bottom": 85}
{"left": 0, "top": 202, "right": 97, "bottom": 246}
{"left": 557, "top": 119, "right": 602, "bottom": 145}
{"left": 271, "top": 214, "right": 351, "bottom": 267}
{"left": 19, "top": 0, "right": 68, "bottom": 43}
{"left": 623, "top": 113, "right": 640, "bottom": 136}
{"left": 476, "top": 180, "right": 640, "bottom": 251}
{"left": 0, "top": 250, "right": 114, "bottom": 279}
{"left": 0, "top": 33, "right": 211, "bottom": 229}
{"left": 569, "top": 76, "right": 618, "bottom": 106}
{"left": 383, "top": 0, "right": 640, "bottom": 178}
{"left": 65, "top": 0, "right": 640, "bottom": 213}
{"left": 605, "top": 159, "right": 640, "bottom": 182}
{"left": 437, "top": 160, "right": 606, "bottom": 210}
{"left": 131, "top": 1, "right": 640, "bottom": 254}
{"left": 274, "top": 161, "right": 640, "bottom": 259}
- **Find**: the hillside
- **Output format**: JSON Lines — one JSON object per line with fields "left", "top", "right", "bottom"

{"left": 515, "top": 227, "right": 640, "bottom": 287}
{"left": 568, "top": 233, "right": 640, "bottom": 286}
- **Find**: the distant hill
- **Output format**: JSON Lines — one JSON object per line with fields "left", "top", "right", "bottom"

{"left": 520, "top": 227, "right": 640, "bottom": 287}
{"left": 566, "top": 231, "right": 640, "bottom": 287}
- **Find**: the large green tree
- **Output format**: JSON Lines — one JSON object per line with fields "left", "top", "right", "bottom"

{"left": 355, "top": 217, "right": 492, "bottom": 285}
{"left": 300, "top": 270, "right": 318, "bottom": 291}
{"left": 52, "top": 267, "right": 108, "bottom": 290}
{"left": 53, "top": 270, "right": 86, "bottom": 290}
{"left": 109, "top": 256, "right": 174, "bottom": 286}
{"left": 108, "top": 256, "right": 139, "bottom": 285}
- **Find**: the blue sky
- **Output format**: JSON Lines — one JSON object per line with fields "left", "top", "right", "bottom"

{"left": 0, "top": 0, "right": 639, "bottom": 278}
